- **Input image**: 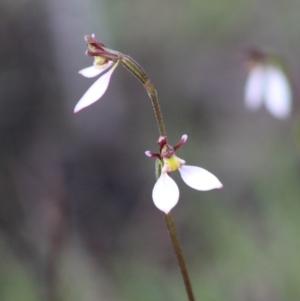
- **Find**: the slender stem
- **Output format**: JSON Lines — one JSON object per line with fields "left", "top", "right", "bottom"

{"left": 121, "top": 56, "right": 166, "bottom": 137}
{"left": 144, "top": 80, "right": 166, "bottom": 137}
{"left": 163, "top": 213, "right": 196, "bottom": 301}
{"left": 121, "top": 55, "right": 149, "bottom": 85}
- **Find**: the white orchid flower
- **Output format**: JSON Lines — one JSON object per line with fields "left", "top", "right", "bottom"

{"left": 244, "top": 51, "right": 292, "bottom": 119}
{"left": 74, "top": 35, "right": 121, "bottom": 113}
{"left": 75, "top": 34, "right": 151, "bottom": 113}
{"left": 146, "top": 135, "right": 222, "bottom": 214}
{"left": 75, "top": 60, "right": 119, "bottom": 113}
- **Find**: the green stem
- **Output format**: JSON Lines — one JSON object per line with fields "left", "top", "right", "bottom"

{"left": 144, "top": 80, "right": 166, "bottom": 137}
{"left": 121, "top": 56, "right": 166, "bottom": 137}
{"left": 164, "top": 213, "right": 196, "bottom": 301}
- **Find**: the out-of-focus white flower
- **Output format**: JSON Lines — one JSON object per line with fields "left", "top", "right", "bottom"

{"left": 244, "top": 50, "right": 292, "bottom": 119}
{"left": 74, "top": 60, "right": 119, "bottom": 113}
{"left": 245, "top": 64, "right": 292, "bottom": 119}
{"left": 146, "top": 135, "right": 222, "bottom": 214}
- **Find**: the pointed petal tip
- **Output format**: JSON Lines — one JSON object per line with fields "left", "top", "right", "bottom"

{"left": 182, "top": 134, "right": 188, "bottom": 142}
{"left": 216, "top": 182, "right": 223, "bottom": 189}
{"left": 73, "top": 107, "right": 80, "bottom": 113}
{"left": 173, "top": 134, "right": 188, "bottom": 151}
{"left": 145, "top": 151, "right": 152, "bottom": 157}
{"left": 145, "top": 151, "right": 160, "bottom": 159}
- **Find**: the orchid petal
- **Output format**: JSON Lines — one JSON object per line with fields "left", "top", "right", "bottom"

{"left": 174, "top": 134, "right": 188, "bottom": 151}
{"left": 145, "top": 151, "right": 153, "bottom": 157}
{"left": 181, "top": 134, "right": 188, "bottom": 143}
{"left": 74, "top": 63, "right": 118, "bottom": 113}
{"left": 178, "top": 165, "right": 222, "bottom": 191}
{"left": 145, "top": 151, "right": 160, "bottom": 158}
{"left": 78, "top": 61, "right": 113, "bottom": 78}
{"left": 244, "top": 65, "right": 265, "bottom": 110}
{"left": 264, "top": 66, "right": 291, "bottom": 119}
{"left": 78, "top": 66, "right": 102, "bottom": 78}
{"left": 152, "top": 172, "right": 179, "bottom": 214}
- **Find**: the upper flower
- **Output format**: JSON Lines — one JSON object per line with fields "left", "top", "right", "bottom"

{"left": 75, "top": 35, "right": 149, "bottom": 113}
{"left": 74, "top": 35, "right": 120, "bottom": 113}
{"left": 244, "top": 49, "right": 292, "bottom": 119}
{"left": 146, "top": 135, "right": 222, "bottom": 214}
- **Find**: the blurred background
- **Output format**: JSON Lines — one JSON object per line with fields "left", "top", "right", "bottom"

{"left": 1, "top": 0, "right": 300, "bottom": 300}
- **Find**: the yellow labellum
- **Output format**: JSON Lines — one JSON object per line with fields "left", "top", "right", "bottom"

{"left": 163, "top": 155, "right": 184, "bottom": 173}
{"left": 93, "top": 56, "right": 107, "bottom": 67}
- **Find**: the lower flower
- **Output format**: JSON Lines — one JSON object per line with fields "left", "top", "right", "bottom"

{"left": 146, "top": 134, "right": 222, "bottom": 214}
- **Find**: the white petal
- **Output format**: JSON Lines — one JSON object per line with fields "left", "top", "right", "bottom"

{"left": 78, "top": 61, "right": 113, "bottom": 78}
{"left": 152, "top": 173, "right": 179, "bottom": 214}
{"left": 264, "top": 66, "right": 291, "bottom": 119}
{"left": 178, "top": 165, "right": 222, "bottom": 191}
{"left": 181, "top": 134, "right": 188, "bottom": 143}
{"left": 244, "top": 65, "right": 265, "bottom": 110}
{"left": 74, "top": 63, "right": 118, "bottom": 113}
{"left": 145, "top": 151, "right": 152, "bottom": 157}
{"left": 79, "top": 66, "right": 102, "bottom": 78}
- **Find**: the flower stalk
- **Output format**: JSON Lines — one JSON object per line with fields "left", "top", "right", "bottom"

{"left": 121, "top": 55, "right": 166, "bottom": 136}
{"left": 144, "top": 80, "right": 166, "bottom": 137}
{"left": 76, "top": 34, "right": 223, "bottom": 301}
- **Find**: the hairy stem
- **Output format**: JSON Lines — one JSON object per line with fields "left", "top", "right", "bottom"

{"left": 144, "top": 80, "right": 166, "bottom": 137}
{"left": 121, "top": 56, "right": 166, "bottom": 137}
{"left": 164, "top": 213, "right": 196, "bottom": 301}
